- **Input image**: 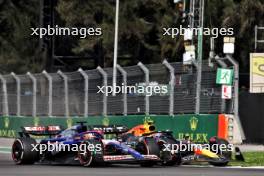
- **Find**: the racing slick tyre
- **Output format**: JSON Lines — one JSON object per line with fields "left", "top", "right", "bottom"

{"left": 209, "top": 137, "right": 232, "bottom": 166}
{"left": 159, "top": 138, "right": 182, "bottom": 166}
{"left": 136, "top": 137, "right": 160, "bottom": 167}
{"left": 12, "top": 137, "right": 39, "bottom": 165}
{"left": 78, "top": 139, "right": 104, "bottom": 167}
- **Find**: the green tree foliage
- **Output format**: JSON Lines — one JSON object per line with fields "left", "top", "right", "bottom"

{"left": 56, "top": 0, "right": 183, "bottom": 67}
{"left": 0, "top": 0, "right": 264, "bottom": 73}
{"left": 221, "top": 0, "right": 264, "bottom": 72}
{"left": 0, "top": 0, "right": 45, "bottom": 74}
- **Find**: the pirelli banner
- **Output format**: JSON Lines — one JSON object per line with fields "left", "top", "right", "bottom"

{"left": 0, "top": 115, "right": 227, "bottom": 143}
{"left": 250, "top": 53, "right": 264, "bottom": 93}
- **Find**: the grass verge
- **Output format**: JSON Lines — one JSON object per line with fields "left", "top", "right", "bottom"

{"left": 229, "top": 152, "right": 264, "bottom": 167}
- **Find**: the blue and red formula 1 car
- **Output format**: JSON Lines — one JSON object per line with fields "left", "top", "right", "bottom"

{"left": 12, "top": 122, "right": 162, "bottom": 167}
{"left": 12, "top": 120, "right": 232, "bottom": 167}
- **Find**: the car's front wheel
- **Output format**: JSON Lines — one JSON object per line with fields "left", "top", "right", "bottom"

{"left": 209, "top": 137, "right": 232, "bottom": 166}
{"left": 136, "top": 137, "right": 160, "bottom": 167}
{"left": 78, "top": 141, "right": 94, "bottom": 167}
{"left": 78, "top": 139, "right": 104, "bottom": 167}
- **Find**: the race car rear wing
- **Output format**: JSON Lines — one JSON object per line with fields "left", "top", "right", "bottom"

{"left": 142, "top": 130, "right": 174, "bottom": 136}
{"left": 89, "top": 125, "right": 129, "bottom": 134}
{"left": 19, "top": 126, "right": 62, "bottom": 137}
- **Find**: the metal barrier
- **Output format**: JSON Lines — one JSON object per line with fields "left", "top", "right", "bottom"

{"left": 0, "top": 61, "right": 229, "bottom": 117}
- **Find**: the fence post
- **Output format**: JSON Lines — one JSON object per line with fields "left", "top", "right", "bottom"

{"left": 97, "top": 66, "right": 107, "bottom": 116}
{"left": 0, "top": 75, "right": 9, "bottom": 116}
{"left": 162, "top": 60, "right": 175, "bottom": 116}
{"left": 225, "top": 54, "right": 245, "bottom": 140}
{"left": 27, "top": 72, "right": 37, "bottom": 117}
{"left": 78, "top": 68, "right": 89, "bottom": 117}
{"left": 42, "top": 70, "right": 53, "bottom": 117}
{"left": 57, "top": 70, "right": 69, "bottom": 118}
{"left": 117, "top": 64, "right": 127, "bottom": 116}
{"left": 138, "top": 62, "right": 149, "bottom": 115}
{"left": 255, "top": 25, "right": 258, "bottom": 51}
{"left": 11, "top": 72, "right": 20, "bottom": 116}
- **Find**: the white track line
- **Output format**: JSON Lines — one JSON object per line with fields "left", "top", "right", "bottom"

{"left": 182, "top": 165, "right": 264, "bottom": 169}
{"left": 0, "top": 146, "right": 11, "bottom": 154}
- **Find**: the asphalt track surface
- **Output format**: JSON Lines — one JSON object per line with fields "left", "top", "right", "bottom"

{"left": 1, "top": 153, "right": 264, "bottom": 176}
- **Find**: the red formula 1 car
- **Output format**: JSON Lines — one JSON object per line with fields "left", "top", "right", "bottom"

{"left": 121, "top": 119, "right": 232, "bottom": 166}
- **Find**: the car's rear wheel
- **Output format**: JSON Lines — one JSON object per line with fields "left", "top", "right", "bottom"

{"left": 12, "top": 138, "right": 39, "bottom": 165}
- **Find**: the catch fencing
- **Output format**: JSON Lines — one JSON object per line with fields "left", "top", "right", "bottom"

{"left": 0, "top": 61, "right": 231, "bottom": 117}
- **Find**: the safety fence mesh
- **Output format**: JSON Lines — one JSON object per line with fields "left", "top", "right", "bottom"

{"left": 0, "top": 62, "right": 230, "bottom": 117}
